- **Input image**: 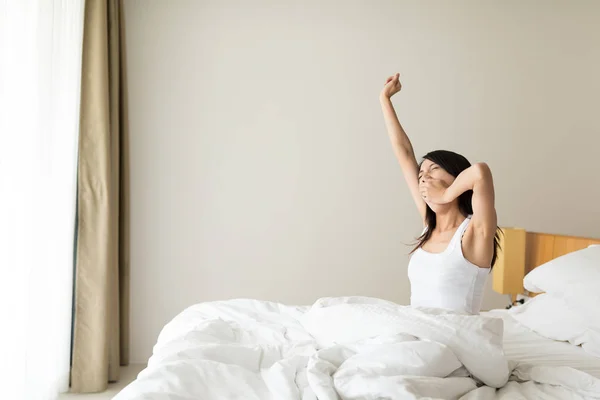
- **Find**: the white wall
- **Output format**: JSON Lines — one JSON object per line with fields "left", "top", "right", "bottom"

{"left": 123, "top": 0, "right": 600, "bottom": 362}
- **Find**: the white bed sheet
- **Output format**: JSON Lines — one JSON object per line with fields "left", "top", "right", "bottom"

{"left": 485, "top": 309, "right": 600, "bottom": 379}
{"left": 114, "top": 298, "right": 600, "bottom": 400}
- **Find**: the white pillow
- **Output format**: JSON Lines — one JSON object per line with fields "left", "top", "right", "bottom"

{"left": 523, "top": 245, "right": 600, "bottom": 294}
{"left": 509, "top": 293, "right": 600, "bottom": 358}
{"left": 561, "top": 282, "right": 600, "bottom": 328}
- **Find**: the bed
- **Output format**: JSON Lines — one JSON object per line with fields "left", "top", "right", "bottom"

{"left": 114, "top": 230, "right": 600, "bottom": 400}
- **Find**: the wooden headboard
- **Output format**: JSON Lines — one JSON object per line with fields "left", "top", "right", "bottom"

{"left": 493, "top": 228, "right": 600, "bottom": 298}
{"left": 524, "top": 232, "right": 600, "bottom": 276}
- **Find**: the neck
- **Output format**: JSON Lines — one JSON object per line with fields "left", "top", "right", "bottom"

{"left": 434, "top": 206, "right": 465, "bottom": 232}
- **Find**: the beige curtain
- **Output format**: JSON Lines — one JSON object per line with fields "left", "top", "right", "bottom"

{"left": 71, "top": 0, "right": 130, "bottom": 393}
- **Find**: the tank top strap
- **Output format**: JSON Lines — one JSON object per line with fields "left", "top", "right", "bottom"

{"left": 448, "top": 215, "right": 472, "bottom": 251}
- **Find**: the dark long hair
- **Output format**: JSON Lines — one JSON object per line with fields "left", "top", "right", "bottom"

{"left": 410, "top": 150, "right": 502, "bottom": 268}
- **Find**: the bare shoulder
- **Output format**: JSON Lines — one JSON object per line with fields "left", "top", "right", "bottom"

{"left": 461, "top": 222, "right": 494, "bottom": 268}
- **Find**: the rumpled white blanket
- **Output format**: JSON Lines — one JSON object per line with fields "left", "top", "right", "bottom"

{"left": 114, "top": 297, "right": 600, "bottom": 400}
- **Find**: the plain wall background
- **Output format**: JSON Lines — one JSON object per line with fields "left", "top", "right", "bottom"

{"left": 123, "top": 0, "right": 600, "bottom": 362}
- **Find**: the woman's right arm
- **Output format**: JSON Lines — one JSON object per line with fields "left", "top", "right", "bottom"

{"left": 380, "top": 73, "right": 426, "bottom": 222}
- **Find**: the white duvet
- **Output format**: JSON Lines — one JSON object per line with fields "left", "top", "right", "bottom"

{"left": 114, "top": 297, "right": 600, "bottom": 400}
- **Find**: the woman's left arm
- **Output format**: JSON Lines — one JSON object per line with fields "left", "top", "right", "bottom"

{"left": 440, "top": 163, "right": 497, "bottom": 236}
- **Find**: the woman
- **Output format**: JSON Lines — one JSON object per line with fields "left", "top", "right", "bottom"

{"left": 380, "top": 73, "right": 500, "bottom": 315}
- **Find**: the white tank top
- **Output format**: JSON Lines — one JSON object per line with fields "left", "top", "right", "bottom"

{"left": 408, "top": 216, "right": 489, "bottom": 315}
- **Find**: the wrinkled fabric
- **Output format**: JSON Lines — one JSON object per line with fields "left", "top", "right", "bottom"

{"left": 114, "top": 297, "right": 600, "bottom": 400}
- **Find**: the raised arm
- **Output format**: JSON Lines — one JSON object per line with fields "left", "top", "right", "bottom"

{"left": 420, "top": 162, "right": 498, "bottom": 266}
{"left": 380, "top": 73, "right": 426, "bottom": 222}
{"left": 436, "top": 163, "right": 497, "bottom": 238}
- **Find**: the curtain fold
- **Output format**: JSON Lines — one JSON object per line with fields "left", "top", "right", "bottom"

{"left": 71, "top": 0, "right": 129, "bottom": 392}
{"left": 119, "top": 0, "right": 131, "bottom": 365}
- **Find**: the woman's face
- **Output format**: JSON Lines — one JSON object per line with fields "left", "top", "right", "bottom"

{"left": 418, "top": 159, "right": 456, "bottom": 191}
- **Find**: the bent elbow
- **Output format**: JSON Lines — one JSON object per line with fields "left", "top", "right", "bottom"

{"left": 474, "top": 162, "right": 492, "bottom": 182}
